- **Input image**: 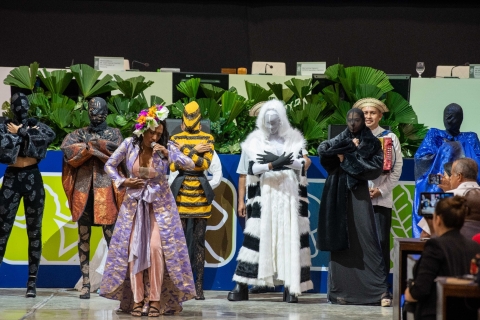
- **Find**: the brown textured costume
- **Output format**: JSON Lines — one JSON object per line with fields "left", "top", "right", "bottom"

{"left": 61, "top": 97, "right": 125, "bottom": 299}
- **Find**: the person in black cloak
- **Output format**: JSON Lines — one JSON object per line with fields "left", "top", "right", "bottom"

{"left": 316, "top": 108, "right": 390, "bottom": 305}
{"left": 0, "top": 92, "right": 56, "bottom": 298}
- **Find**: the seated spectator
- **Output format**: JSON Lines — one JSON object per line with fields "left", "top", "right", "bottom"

{"left": 404, "top": 196, "right": 480, "bottom": 320}
{"left": 419, "top": 157, "right": 480, "bottom": 237}
{"left": 462, "top": 189, "right": 480, "bottom": 239}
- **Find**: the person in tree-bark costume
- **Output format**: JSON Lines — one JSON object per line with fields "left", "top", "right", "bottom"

{"left": 61, "top": 97, "right": 125, "bottom": 299}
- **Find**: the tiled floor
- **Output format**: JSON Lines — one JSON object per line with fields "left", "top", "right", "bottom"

{"left": 0, "top": 288, "right": 393, "bottom": 320}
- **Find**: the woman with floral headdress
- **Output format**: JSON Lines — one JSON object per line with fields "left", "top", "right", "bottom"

{"left": 99, "top": 105, "right": 196, "bottom": 317}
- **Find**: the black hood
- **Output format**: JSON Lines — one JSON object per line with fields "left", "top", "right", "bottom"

{"left": 443, "top": 103, "right": 463, "bottom": 137}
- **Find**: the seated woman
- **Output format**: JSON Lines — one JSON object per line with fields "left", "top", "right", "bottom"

{"left": 405, "top": 196, "right": 480, "bottom": 320}
{"left": 99, "top": 105, "right": 196, "bottom": 317}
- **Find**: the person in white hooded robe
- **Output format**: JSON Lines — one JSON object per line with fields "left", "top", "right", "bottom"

{"left": 227, "top": 99, "right": 313, "bottom": 303}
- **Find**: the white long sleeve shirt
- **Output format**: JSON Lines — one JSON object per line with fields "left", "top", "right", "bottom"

{"left": 369, "top": 126, "right": 404, "bottom": 208}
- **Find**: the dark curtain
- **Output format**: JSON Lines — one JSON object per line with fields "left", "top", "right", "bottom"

{"left": 1, "top": 1, "right": 479, "bottom": 77}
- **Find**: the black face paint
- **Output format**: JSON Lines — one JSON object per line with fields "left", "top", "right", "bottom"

{"left": 346, "top": 108, "right": 365, "bottom": 134}
{"left": 88, "top": 97, "right": 108, "bottom": 127}
{"left": 443, "top": 103, "right": 463, "bottom": 137}
{"left": 10, "top": 93, "right": 30, "bottom": 124}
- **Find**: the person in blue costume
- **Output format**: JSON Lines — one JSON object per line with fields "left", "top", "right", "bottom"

{"left": 413, "top": 103, "right": 480, "bottom": 238}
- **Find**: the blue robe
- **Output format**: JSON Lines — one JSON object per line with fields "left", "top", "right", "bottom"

{"left": 413, "top": 128, "right": 480, "bottom": 237}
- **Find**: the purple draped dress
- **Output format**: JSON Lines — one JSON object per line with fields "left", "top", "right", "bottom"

{"left": 99, "top": 138, "right": 196, "bottom": 313}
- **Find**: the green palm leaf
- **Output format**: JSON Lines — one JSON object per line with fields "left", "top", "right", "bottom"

{"left": 110, "top": 75, "right": 154, "bottom": 100}
{"left": 176, "top": 78, "right": 200, "bottom": 99}
{"left": 245, "top": 81, "right": 273, "bottom": 103}
{"left": 170, "top": 100, "right": 186, "bottom": 118}
{"left": 267, "top": 82, "right": 294, "bottom": 103}
{"left": 50, "top": 107, "right": 73, "bottom": 130}
{"left": 197, "top": 98, "right": 222, "bottom": 122}
{"left": 354, "top": 84, "right": 384, "bottom": 100}
{"left": 150, "top": 95, "right": 165, "bottom": 106}
{"left": 339, "top": 66, "right": 393, "bottom": 102}
{"left": 384, "top": 91, "right": 418, "bottom": 124}
{"left": 72, "top": 110, "right": 89, "bottom": 128}
{"left": 51, "top": 94, "right": 76, "bottom": 112}
{"left": 38, "top": 69, "right": 74, "bottom": 95}
{"left": 321, "top": 84, "right": 342, "bottom": 108}
{"left": 221, "top": 91, "right": 247, "bottom": 124}
{"left": 303, "top": 117, "right": 325, "bottom": 140}
{"left": 305, "top": 101, "right": 325, "bottom": 121}
{"left": 289, "top": 110, "right": 304, "bottom": 126}
{"left": 200, "top": 83, "right": 225, "bottom": 101}
{"left": 108, "top": 95, "right": 130, "bottom": 114}
{"left": 70, "top": 64, "right": 113, "bottom": 98}
{"left": 329, "top": 100, "right": 352, "bottom": 124}
{"left": 284, "top": 78, "right": 316, "bottom": 101}
{"left": 324, "top": 64, "right": 341, "bottom": 82}
{"left": 4, "top": 62, "right": 39, "bottom": 91}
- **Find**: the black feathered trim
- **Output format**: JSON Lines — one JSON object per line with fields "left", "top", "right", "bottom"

{"left": 242, "top": 234, "right": 260, "bottom": 252}
{"left": 300, "top": 233, "right": 310, "bottom": 249}
{"left": 235, "top": 261, "right": 259, "bottom": 279}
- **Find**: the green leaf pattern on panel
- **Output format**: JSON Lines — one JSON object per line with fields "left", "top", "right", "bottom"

{"left": 388, "top": 182, "right": 415, "bottom": 270}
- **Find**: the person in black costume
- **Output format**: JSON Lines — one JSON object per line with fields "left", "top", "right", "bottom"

{"left": 0, "top": 93, "right": 56, "bottom": 298}
{"left": 317, "top": 108, "right": 389, "bottom": 305}
{"left": 405, "top": 196, "right": 480, "bottom": 320}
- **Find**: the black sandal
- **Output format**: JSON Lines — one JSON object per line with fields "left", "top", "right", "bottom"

{"left": 131, "top": 302, "right": 143, "bottom": 317}
{"left": 148, "top": 306, "right": 160, "bottom": 317}
{"left": 79, "top": 284, "right": 90, "bottom": 299}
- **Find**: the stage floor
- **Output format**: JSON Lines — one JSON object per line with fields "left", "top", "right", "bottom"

{"left": 0, "top": 289, "right": 393, "bottom": 319}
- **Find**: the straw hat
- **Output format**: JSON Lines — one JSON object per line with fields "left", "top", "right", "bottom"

{"left": 352, "top": 98, "right": 389, "bottom": 113}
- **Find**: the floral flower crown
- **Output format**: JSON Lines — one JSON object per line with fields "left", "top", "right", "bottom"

{"left": 133, "top": 105, "right": 169, "bottom": 137}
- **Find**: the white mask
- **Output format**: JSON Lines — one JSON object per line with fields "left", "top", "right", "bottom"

{"left": 264, "top": 110, "right": 281, "bottom": 135}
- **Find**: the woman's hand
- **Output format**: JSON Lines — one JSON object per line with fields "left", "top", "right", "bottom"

{"left": 7, "top": 123, "right": 22, "bottom": 134}
{"left": 352, "top": 138, "right": 360, "bottom": 147}
{"left": 194, "top": 143, "right": 212, "bottom": 153}
{"left": 152, "top": 143, "right": 168, "bottom": 158}
{"left": 337, "top": 154, "right": 344, "bottom": 162}
{"left": 122, "top": 178, "right": 145, "bottom": 188}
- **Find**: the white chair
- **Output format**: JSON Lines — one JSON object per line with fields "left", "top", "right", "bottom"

{"left": 435, "top": 65, "right": 470, "bottom": 78}
{"left": 251, "top": 61, "right": 286, "bottom": 76}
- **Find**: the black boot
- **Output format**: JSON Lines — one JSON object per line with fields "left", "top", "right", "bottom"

{"left": 227, "top": 283, "right": 248, "bottom": 301}
{"left": 282, "top": 287, "right": 298, "bottom": 303}
{"left": 249, "top": 285, "right": 267, "bottom": 294}
{"left": 25, "top": 278, "right": 37, "bottom": 298}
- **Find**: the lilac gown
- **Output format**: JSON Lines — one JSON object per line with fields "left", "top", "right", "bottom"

{"left": 99, "top": 138, "right": 196, "bottom": 313}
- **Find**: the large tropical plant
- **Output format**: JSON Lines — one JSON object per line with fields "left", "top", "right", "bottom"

{"left": 106, "top": 75, "right": 155, "bottom": 138}
{"left": 317, "top": 64, "right": 429, "bottom": 156}
{"left": 2, "top": 63, "right": 122, "bottom": 149}
{"left": 168, "top": 78, "right": 261, "bottom": 153}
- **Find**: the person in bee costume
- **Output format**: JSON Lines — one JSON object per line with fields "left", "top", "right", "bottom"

{"left": 169, "top": 101, "right": 215, "bottom": 300}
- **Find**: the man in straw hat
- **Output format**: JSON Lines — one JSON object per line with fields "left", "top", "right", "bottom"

{"left": 352, "top": 97, "right": 403, "bottom": 306}
{"left": 169, "top": 101, "right": 215, "bottom": 300}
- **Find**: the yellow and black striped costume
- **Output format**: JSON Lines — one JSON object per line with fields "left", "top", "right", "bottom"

{"left": 169, "top": 102, "right": 215, "bottom": 218}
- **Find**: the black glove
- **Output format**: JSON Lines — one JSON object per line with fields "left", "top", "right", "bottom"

{"left": 271, "top": 152, "right": 293, "bottom": 169}
{"left": 256, "top": 151, "right": 279, "bottom": 164}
